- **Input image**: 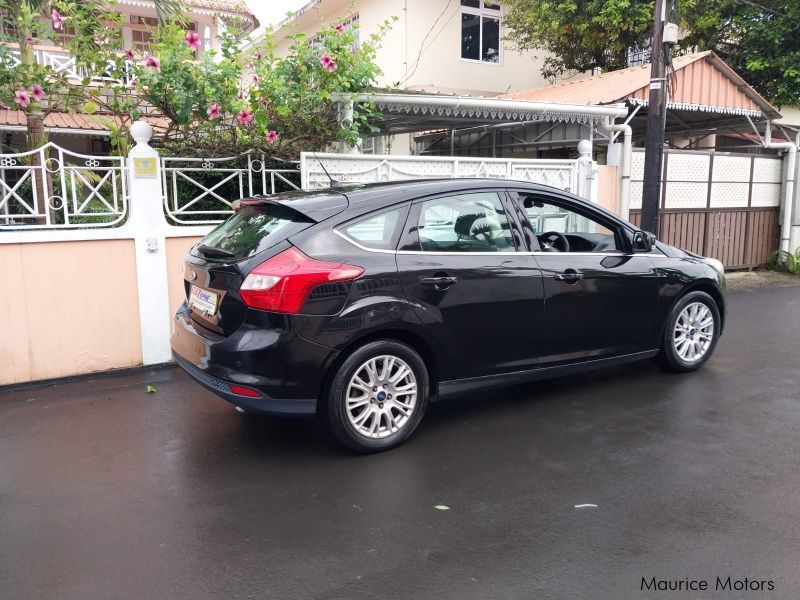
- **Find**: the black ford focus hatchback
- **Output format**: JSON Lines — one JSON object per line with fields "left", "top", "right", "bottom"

{"left": 171, "top": 179, "right": 726, "bottom": 452}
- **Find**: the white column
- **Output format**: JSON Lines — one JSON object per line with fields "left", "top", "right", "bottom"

{"left": 127, "top": 121, "right": 173, "bottom": 365}
{"left": 576, "top": 139, "right": 597, "bottom": 202}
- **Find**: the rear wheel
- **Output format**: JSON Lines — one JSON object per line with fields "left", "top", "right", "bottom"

{"left": 321, "top": 340, "right": 429, "bottom": 453}
{"left": 655, "top": 291, "right": 720, "bottom": 372}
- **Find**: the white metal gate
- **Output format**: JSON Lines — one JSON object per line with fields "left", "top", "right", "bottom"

{"left": 300, "top": 152, "right": 593, "bottom": 199}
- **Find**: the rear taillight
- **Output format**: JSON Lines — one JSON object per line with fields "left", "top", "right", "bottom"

{"left": 240, "top": 246, "right": 363, "bottom": 314}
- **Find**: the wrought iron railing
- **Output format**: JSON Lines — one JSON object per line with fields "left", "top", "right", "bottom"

{"left": 0, "top": 143, "right": 127, "bottom": 229}
{"left": 161, "top": 152, "right": 301, "bottom": 225}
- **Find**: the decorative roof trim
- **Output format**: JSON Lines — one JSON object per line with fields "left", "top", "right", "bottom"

{"left": 376, "top": 101, "right": 606, "bottom": 125}
{"left": 629, "top": 97, "right": 763, "bottom": 118}
{"left": 116, "top": 0, "right": 257, "bottom": 22}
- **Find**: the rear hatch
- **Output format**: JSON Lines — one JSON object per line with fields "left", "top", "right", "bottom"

{"left": 183, "top": 190, "right": 348, "bottom": 336}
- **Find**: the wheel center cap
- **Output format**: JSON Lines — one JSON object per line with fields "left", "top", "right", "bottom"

{"left": 377, "top": 390, "right": 387, "bottom": 402}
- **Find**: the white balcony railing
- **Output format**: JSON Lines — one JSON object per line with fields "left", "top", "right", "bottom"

{"left": 5, "top": 44, "right": 132, "bottom": 84}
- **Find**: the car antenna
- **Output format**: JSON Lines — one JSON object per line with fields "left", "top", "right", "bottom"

{"left": 313, "top": 152, "right": 344, "bottom": 190}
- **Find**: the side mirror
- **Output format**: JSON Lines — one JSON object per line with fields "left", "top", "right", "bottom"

{"left": 632, "top": 230, "right": 656, "bottom": 253}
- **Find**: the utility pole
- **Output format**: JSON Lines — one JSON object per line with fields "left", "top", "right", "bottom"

{"left": 640, "top": 0, "right": 675, "bottom": 235}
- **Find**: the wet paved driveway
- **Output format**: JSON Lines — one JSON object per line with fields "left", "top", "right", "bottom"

{"left": 2, "top": 284, "right": 800, "bottom": 599}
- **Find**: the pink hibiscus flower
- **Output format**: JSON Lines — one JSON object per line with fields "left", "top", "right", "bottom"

{"left": 237, "top": 110, "right": 253, "bottom": 126}
{"left": 124, "top": 48, "right": 136, "bottom": 60}
{"left": 258, "top": 97, "right": 269, "bottom": 108}
{"left": 14, "top": 88, "right": 30, "bottom": 108}
{"left": 319, "top": 53, "right": 337, "bottom": 72}
{"left": 143, "top": 55, "right": 161, "bottom": 71}
{"left": 335, "top": 23, "right": 346, "bottom": 35}
{"left": 251, "top": 74, "right": 259, "bottom": 84}
{"left": 266, "top": 130, "right": 279, "bottom": 143}
{"left": 51, "top": 9, "right": 65, "bottom": 30}
{"left": 31, "top": 84, "right": 46, "bottom": 102}
{"left": 207, "top": 103, "right": 221, "bottom": 119}
{"left": 184, "top": 31, "right": 201, "bottom": 50}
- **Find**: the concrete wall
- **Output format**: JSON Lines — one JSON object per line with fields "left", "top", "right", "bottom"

{"left": 0, "top": 240, "right": 142, "bottom": 385}
{"left": 0, "top": 235, "right": 200, "bottom": 386}
{"left": 597, "top": 165, "right": 619, "bottom": 215}
{"left": 166, "top": 236, "right": 202, "bottom": 314}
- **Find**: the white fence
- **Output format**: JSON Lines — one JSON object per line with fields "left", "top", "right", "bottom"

{"left": 629, "top": 149, "right": 782, "bottom": 209}
{"left": 0, "top": 144, "right": 301, "bottom": 230}
{"left": 300, "top": 152, "right": 593, "bottom": 199}
{"left": 161, "top": 153, "right": 300, "bottom": 225}
{"left": 0, "top": 142, "right": 127, "bottom": 229}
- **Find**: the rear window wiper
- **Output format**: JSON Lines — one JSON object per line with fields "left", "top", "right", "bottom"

{"left": 196, "top": 244, "right": 236, "bottom": 259}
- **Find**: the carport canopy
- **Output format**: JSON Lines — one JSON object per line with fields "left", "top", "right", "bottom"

{"left": 335, "top": 91, "right": 628, "bottom": 137}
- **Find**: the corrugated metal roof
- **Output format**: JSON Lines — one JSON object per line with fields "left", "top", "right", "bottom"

{"left": 502, "top": 51, "right": 780, "bottom": 119}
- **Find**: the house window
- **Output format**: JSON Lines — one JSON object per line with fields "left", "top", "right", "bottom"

{"left": 130, "top": 15, "right": 158, "bottom": 52}
{"left": 56, "top": 25, "right": 77, "bottom": 46}
{"left": 131, "top": 29, "right": 152, "bottom": 52}
{"left": 460, "top": 0, "right": 501, "bottom": 63}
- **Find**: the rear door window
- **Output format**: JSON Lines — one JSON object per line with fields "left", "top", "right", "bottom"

{"left": 340, "top": 206, "right": 407, "bottom": 250}
{"left": 416, "top": 192, "right": 516, "bottom": 252}
{"left": 194, "top": 204, "right": 313, "bottom": 260}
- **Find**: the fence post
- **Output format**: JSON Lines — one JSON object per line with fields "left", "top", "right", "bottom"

{"left": 127, "top": 120, "right": 172, "bottom": 365}
{"left": 576, "top": 139, "right": 597, "bottom": 202}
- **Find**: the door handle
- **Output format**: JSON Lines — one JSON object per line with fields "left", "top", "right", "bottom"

{"left": 553, "top": 270, "right": 583, "bottom": 283}
{"left": 420, "top": 276, "right": 458, "bottom": 288}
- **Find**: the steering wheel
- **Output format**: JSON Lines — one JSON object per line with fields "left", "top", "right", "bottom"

{"left": 539, "top": 231, "right": 570, "bottom": 252}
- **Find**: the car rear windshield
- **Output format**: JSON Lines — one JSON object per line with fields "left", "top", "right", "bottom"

{"left": 193, "top": 204, "right": 313, "bottom": 261}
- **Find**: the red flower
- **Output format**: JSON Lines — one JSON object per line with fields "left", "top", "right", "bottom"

{"left": 207, "top": 103, "right": 221, "bottom": 119}
{"left": 143, "top": 55, "right": 161, "bottom": 71}
{"left": 51, "top": 9, "right": 65, "bottom": 30}
{"left": 237, "top": 110, "right": 253, "bottom": 125}
{"left": 14, "top": 88, "right": 30, "bottom": 108}
{"left": 335, "top": 23, "right": 346, "bottom": 35}
{"left": 184, "top": 31, "right": 201, "bottom": 51}
{"left": 266, "top": 130, "right": 279, "bottom": 143}
{"left": 31, "top": 84, "right": 46, "bottom": 102}
{"left": 124, "top": 48, "right": 136, "bottom": 60}
{"left": 319, "top": 53, "right": 337, "bottom": 72}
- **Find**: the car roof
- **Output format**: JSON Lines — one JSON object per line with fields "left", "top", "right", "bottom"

{"left": 256, "top": 179, "right": 632, "bottom": 230}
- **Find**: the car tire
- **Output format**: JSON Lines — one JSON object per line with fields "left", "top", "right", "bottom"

{"left": 655, "top": 291, "right": 721, "bottom": 373}
{"left": 321, "top": 340, "right": 429, "bottom": 453}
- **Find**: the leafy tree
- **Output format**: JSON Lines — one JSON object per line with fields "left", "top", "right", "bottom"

{"left": 502, "top": 0, "right": 658, "bottom": 79}
{"left": 503, "top": 0, "right": 800, "bottom": 105}
{"left": 132, "top": 17, "right": 394, "bottom": 158}
{"left": 681, "top": 0, "right": 800, "bottom": 107}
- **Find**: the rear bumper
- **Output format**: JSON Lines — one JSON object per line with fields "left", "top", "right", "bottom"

{"left": 172, "top": 352, "right": 316, "bottom": 415}
{"left": 170, "top": 303, "right": 334, "bottom": 415}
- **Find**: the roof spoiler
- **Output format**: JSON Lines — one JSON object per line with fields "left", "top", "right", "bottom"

{"left": 232, "top": 192, "right": 349, "bottom": 222}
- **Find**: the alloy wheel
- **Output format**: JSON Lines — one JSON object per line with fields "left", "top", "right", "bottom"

{"left": 673, "top": 302, "right": 715, "bottom": 363}
{"left": 345, "top": 355, "right": 418, "bottom": 439}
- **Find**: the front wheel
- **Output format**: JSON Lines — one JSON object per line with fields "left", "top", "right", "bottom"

{"left": 321, "top": 340, "right": 429, "bottom": 453}
{"left": 655, "top": 291, "right": 721, "bottom": 373}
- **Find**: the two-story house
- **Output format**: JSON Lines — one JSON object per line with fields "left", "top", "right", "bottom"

{"left": 253, "top": 0, "right": 554, "bottom": 154}
{"left": 0, "top": 0, "right": 258, "bottom": 154}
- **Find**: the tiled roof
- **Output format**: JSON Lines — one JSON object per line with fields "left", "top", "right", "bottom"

{"left": 502, "top": 51, "right": 779, "bottom": 119}
{"left": 0, "top": 110, "right": 168, "bottom": 133}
